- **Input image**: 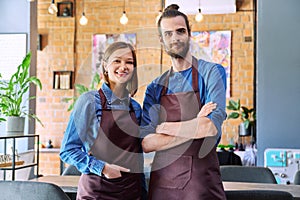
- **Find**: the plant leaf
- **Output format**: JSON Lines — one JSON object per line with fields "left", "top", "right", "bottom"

{"left": 252, "top": 111, "right": 256, "bottom": 120}
{"left": 227, "top": 99, "right": 240, "bottom": 110}
{"left": 244, "top": 120, "right": 250, "bottom": 129}
{"left": 75, "top": 84, "right": 89, "bottom": 94}
{"left": 90, "top": 73, "right": 101, "bottom": 90}
{"left": 227, "top": 112, "right": 240, "bottom": 119}
{"left": 65, "top": 73, "right": 102, "bottom": 112}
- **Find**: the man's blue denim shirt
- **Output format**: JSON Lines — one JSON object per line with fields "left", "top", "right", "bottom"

{"left": 140, "top": 59, "right": 227, "bottom": 144}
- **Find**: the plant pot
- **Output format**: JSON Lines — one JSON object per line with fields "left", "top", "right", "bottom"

{"left": 5, "top": 116, "right": 25, "bottom": 136}
{"left": 238, "top": 123, "right": 253, "bottom": 137}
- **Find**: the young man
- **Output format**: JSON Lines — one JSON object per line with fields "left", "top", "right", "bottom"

{"left": 141, "top": 4, "right": 227, "bottom": 200}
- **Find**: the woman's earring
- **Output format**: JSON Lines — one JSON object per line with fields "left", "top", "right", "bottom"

{"left": 104, "top": 71, "right": 108, "bottom": 75}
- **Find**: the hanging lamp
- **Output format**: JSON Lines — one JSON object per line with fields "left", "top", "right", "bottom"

{"left": 120, "top": 0, "right": 128, "bottom": 25}
{"left": 155, "top": 10, "right": 162, "bottom": 24}
{"left": 48, "top": 0, "right": 58, "bottom": 15}
{"left": 79, "top": 0, "right": 88, "bottom": 25}
{"left": 195, "top": 0, "right": 204, "bottom": 22}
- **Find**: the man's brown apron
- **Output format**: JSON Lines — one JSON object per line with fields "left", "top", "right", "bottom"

{"left": 148, "top": 57, "right": 226, "bottom": 200}
{"left": 77, "top": 89, "right": 144, "bottom": 200}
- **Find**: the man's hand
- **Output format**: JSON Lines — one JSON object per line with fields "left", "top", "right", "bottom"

{"left": 197, "top": 102, "right": 217, "bottom": 118}
{"left": 155, "top": 102, "right": 217, "bottom": 139}
{"left": 156, "top": 102, "right": 217, "bottom": 134}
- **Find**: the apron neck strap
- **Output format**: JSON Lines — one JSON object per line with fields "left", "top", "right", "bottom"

{"left": 98, "top": 88, "right": 134, "bottom": 111}
{"left": 162, "top": 56, "right": 199, "bottom": 96}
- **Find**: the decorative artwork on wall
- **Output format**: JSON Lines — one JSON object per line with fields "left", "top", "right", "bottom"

{"left": 191, "top": 30, "right": 231, "bottom": 97}
{"left": 92, "top": 33, "right": 136, "bottom": 74}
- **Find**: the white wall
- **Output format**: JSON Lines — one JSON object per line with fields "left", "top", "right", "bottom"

{"left": 256, "top": 0, "right": 300, "bottom": 165}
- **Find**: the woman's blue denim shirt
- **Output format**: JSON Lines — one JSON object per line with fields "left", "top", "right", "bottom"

{"left": 60, "top": 83, "right": 142, "bottom": 176}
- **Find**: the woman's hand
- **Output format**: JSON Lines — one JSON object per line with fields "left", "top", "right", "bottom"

{"left": 197, "top": 102, "right": 217, "bottom": 118}
{"left": 102, "top": 163, "right": 130, "bottom": 179}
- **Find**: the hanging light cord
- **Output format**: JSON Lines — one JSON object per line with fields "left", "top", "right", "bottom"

{"left": 82, "top": 0, "right": 85, "bottom": 14}
{"left": 198, "top": 0, "right": 202, "bottom": 13}
{"left": 123, "top": 0, "right": 125, "bottom": 12}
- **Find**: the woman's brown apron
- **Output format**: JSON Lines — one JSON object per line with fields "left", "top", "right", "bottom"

{"left": 148, "top": 57, "right": 226, "bottom": 200}
{"left": 77, "top": 89, "right": 145, "bottom": 200}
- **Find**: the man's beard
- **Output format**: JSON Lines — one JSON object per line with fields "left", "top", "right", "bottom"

{"left": 165, "top": 40, "right": 190, "bottom": 59}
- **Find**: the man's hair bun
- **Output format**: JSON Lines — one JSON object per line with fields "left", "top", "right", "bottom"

{"left": 164, "top": 4, "right": 179, "bottom": 11}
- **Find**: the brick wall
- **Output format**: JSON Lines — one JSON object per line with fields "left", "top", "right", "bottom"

{"left": 36, "top": 0, "right": 254, "bottom": 175}
{"left": 39, "top": 149, "right": 61, "bottom": 175}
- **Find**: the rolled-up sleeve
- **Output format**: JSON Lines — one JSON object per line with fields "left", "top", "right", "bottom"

{"left": 140, "top": 82, "right": 161, "bottom": 139}
{"left": 204, "top": 64, "right": 227, "bottom": 142}
{"left": 60, "top": 91, "right": 105, "bottom": 176}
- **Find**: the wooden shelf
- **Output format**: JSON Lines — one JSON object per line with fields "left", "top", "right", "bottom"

{"left": 53, "top": 71, "right": 74, "bottom": 90}
{"left": 0, "top": 160, "right": 24, "bottom": 168}
{"left": 37, "top": 34, "right": 48, "bottom": 51}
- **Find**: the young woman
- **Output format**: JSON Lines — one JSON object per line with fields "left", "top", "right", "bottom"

{"left": 60, "top": 42, "right": 146, "bottom": 199}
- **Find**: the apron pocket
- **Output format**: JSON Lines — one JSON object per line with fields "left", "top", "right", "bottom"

{"left": 102, "top": 175, "right": 124, "bottom": 182}
{"left": 152, "top": 154, "right": 192, "bottom": 189}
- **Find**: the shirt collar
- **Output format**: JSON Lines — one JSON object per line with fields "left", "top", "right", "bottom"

{"left": 101, "top": 83, "right": 130, "bottom": 105}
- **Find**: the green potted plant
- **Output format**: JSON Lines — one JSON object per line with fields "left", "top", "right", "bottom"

{"left": 0, "top": 74, "right": 5, "bottom": 123}
{"left": 226, "top": 99, "right": 256, "bottom": 137}
{"left": 0, "top": 115, "right": 5, "bottom": 123}
{"left": 0, "top": 52, "right": 43, "bottom": 135}
{"left": 63, "top": 73, "right": 101, "bottom": 111}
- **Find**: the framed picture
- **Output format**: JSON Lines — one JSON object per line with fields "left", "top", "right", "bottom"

{"left": 191, "top": 30, "right": 231, "bottom": 97}
{"left": 57, "top": 2, "right": 73, "bottom": 17}
{"left": 92, "top": 33, "right": 136, "bottom": 73}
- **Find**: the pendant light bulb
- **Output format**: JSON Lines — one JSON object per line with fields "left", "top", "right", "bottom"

{"left": 48, "top": 0, "right": 58, "bottom": 15}
{"left": 156, "top": 10, "right": 162, "bottom": 24}
{"left": 80, "top": 12, "right": 88, "bottom": 25}
{"left": 120, "top": 11, "right": 128, "bottom": 25}
{"left": 195, "top": 8, "right": 203, "bottom": 22}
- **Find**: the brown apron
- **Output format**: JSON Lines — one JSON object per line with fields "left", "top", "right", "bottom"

{"left": 77, "top": 89, "right": 145, "bottom": 200}
{"left": 148, "top": 57, "right": 226, "bottom": 200}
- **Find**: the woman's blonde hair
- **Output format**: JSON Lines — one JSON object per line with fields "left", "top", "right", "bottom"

{"left": 100, "top": 41, "right": 138, "bottom": 97}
